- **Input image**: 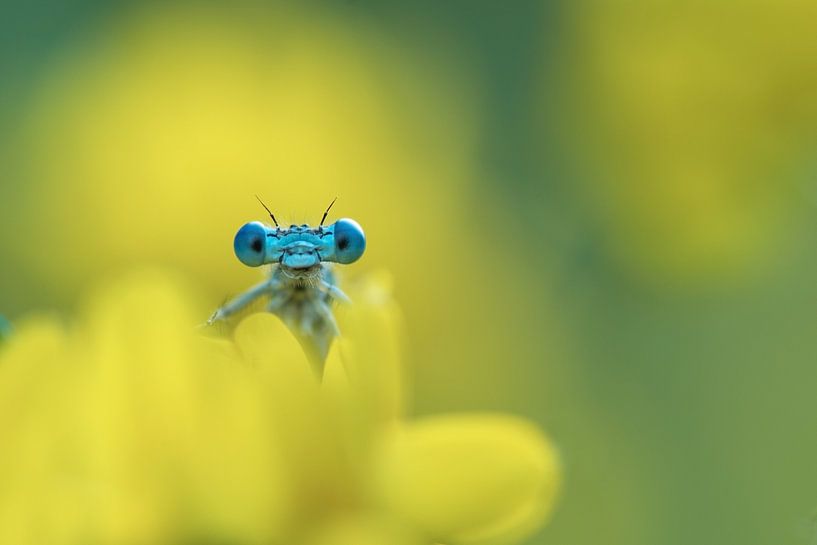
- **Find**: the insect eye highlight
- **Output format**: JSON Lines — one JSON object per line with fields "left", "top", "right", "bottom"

{"left": 333, "top": 218, "right": 365, "bottom": 264}
{"left": 234, "top": 222, "right": 268, "bottom": 267}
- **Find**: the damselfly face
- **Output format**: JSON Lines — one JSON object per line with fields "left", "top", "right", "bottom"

{"left": 233, "top": 218, "right": 366, "bottom": 276}
{"left": 209, "top": 198, "right": 363, "bottom": 366}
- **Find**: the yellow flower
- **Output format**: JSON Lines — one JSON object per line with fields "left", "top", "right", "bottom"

{"left": 0, "top": 271, "right": 560, "bottom": 545}
{"left": 10, "top": 3, "right": 476, "bottom": 302}
{"left": 0, "top": 272, "right": 286, "bottom": 545}
{"left": 555, "top": 1, "right": 817, "bottom": 285}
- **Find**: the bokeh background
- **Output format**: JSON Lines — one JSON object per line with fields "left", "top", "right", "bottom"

{"left": 2, "top": 2, "right": 817, "bottom": 544}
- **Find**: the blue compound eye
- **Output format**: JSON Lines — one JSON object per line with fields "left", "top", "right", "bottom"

{"left": 233, "top": 221, "right": 268, "bottom": 267}
{"left": 333, "top": 218, "right": 366, "bottom": 264}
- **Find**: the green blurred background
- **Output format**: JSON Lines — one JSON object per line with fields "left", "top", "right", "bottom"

{"left": 3, "top": 2, "right": 817, "bottom": 544}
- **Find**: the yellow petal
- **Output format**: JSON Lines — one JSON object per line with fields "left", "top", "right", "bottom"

{"left": 374, "top": 414, "right": 561, "bottom": 545}
{"left": 329, "top": 270, "right": 405, "bottom": 426}
{"left": 321, "top": 271, "right": 406, "bottom": 482}
{"left": 304, "top": 514, "right": 422, "bottom": 545}
{"left": 233, "top": 312, "right": 358, "bottom": 526}
{"left": 233, "top": 311, "right": 314, "bottom": 379}
{"left": 0, "top": 318, "right": 80, "bottom": 545}
{"left": 85, "top": 273, "right": 289, "bottom": 543}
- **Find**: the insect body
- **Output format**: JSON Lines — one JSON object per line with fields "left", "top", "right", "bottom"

{"left": 208, "top": 198, "right": 365, "bottom": 364}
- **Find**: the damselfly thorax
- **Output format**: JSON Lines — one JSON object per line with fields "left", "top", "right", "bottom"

{"left": 207, "top": 198, "right": 365, "bottom": 366}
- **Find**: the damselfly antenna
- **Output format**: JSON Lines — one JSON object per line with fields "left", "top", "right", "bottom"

{"left": 320, "top": 196, "right": 338, "bottom": 227}
{"left": 255, "top": 195, "right": 278, "bottom": 227}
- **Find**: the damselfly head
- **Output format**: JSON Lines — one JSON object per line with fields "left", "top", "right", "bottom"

{"left": 233, "top": 214, "right": 365, "bottom": 271}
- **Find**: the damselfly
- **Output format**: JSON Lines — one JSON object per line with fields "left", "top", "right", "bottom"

{"left": 207, "top": 197, "right": 365, "bottom": 364}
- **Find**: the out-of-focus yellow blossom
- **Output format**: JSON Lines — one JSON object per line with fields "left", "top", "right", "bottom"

{"left": 557, "top": 1, "right": 817, "bottom": 286}
{"left": 373, "top": 415, "right": 560, "bottom": 545}
{"left": 4, "top": 3, "right": 541, "bottom": 410}
{"left": 10, "top": 3, "right": 476, "bottom": 301}
{"left": 0, "top": 272, "right": 286, "bottom": 545}
{"left": 0, "top": 271, "right": 560, "bottom": 545}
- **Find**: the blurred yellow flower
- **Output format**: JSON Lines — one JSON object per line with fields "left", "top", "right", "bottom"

{"left": 557, "top": 1, "right": 817, "bottom": 286}
{"left": 0, "top": 271, "right": 560, "bottom": 545}
{"left": 11, "top": 3, "right": 475, "bottom": 301}
{"left": 0, "top": 272, "right": 285, "bottom": 545}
